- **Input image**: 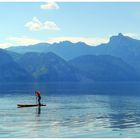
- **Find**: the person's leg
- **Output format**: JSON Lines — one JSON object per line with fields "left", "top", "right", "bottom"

{"left": 38, "top": 98, "right": 40, "bottom": 105}
{"left": 38, "top": 96, "right": 41, "bottom": 105}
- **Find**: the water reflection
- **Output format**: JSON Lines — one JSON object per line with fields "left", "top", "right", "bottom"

{"left": 37, "top": 106, "right": 41, "bottom": 116}
{"left": 105, "top": 95, "right": 140, "bottom": 130}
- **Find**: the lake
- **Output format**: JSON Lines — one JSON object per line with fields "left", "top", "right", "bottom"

{"left": 0, "top": 82, "right": 140, "bottom": 138}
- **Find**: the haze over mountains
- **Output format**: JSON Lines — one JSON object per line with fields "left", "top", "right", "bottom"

{"left": 1, "top": 33, "right": 140, "bottom": 82}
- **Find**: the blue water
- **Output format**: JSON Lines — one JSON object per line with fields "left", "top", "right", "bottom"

{"left": 0, "top": 82, "right": 140, "bottom": 138}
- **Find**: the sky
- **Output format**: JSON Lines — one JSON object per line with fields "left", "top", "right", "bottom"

{"left": 0, "top": 2, "right": 140, "bottom": 48}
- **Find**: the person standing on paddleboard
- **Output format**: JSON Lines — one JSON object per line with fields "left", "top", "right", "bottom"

{"left": 35, "top": 90, "right": 41, "bottom": 106}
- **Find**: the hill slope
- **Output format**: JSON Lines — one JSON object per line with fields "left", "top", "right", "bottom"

{"left": 69, "top": 54, "right": 140, "bottom": 81}
{"left": 17, "top": 52, "right": 82, "bottom": 82}
{"left": 0, "top": 49, "right": 33, "bottom": 82}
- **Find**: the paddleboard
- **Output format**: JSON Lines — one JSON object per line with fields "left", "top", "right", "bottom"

{"left": 17, "top": 104, "right": 47, "bottom": 108}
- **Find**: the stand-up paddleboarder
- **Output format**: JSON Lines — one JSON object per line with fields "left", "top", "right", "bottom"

{"left": 35, "top": 90, "right": 41, "bottom": 106}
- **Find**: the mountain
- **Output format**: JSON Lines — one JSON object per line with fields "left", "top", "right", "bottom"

{"left": 6, "top": 41, "right": 92, "bottom": 60}
{"left": 6, "top": 33, "right": 140, "bottom": 72}
{"left": 94, "top": 33, "right": 140, "bottom": 72}
{"left": 0, "top": 49, "right": 33, "bottom": 82}
{"left": 1, "top": 48, "right": 140, "bottom": 82}
{"left": 95, "top": 33, "right": 140, "bottom": 57}
{"left": 17, "top": 52, "right": 83, "bottom": 82}
{"left": 6, "top": 43, "right": 50, "bottom": 54}
{"left": 69, "top": 54, "right": 140, "bottom": 81}
{"left": 6, "top": 33, "right": 140, "bottom": 60}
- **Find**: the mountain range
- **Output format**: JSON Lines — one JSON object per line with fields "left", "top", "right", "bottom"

{"left": 6, "top": 33, "right": 140, "bottom": 71}
{"left": 1, "top": 33, "right": 140, "bottom": 82}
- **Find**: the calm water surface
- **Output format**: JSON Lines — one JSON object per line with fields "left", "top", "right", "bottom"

{"left": 0, "top": 82, "right": 140, "bottom": 138}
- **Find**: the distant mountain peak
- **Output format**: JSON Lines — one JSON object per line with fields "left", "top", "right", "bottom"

{"left": 35, "top": 42, "right": 50, "bottom": 46}
{"left": 75, "top": 41, "right": 88, "bottom": 46}
{"left": 56, "top": 41, "right": 73, "bottom": 45}
{"left": 110, "top": 33, "right": 125, "bottom": 40}
{"left": 53, "top": 41, "right": 88, "bottom": 47}
{"left": 118, "top": 33, "right": 124, "bottom": 37}
{"left": 109, "top": 33, "right": 132, "bottom": 45}
{"left": 59, "top": 41, "right": 72, "bottom": 44}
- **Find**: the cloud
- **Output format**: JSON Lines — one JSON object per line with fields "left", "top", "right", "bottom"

{"left": 0, "top": 43, "right": 13, "bottom": 49}
{"left": 25, "top": 17, "right": 42, "bottom": 31}
{"left": 44, "top": 21, "right": 60, "bottom": 30}
{"left": 47, "top": 37, "right": 109, "bottom": 46}
{"left": 124, "top": 33, "right": 138, "bottom": 38}
{"left": 40, "top": 2, "right": 59, "bottom": 10}
{"left": 7, "top": 36, "right": 42, "bottom": 46}
{"left": 0, "top": 36, "right": 109, "bottom": 49}
{"left": 0, "top": 36, "right": 44, "bottom": 48}
{"left": 25, "top": 17, "right": 60, "bottom": 31}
